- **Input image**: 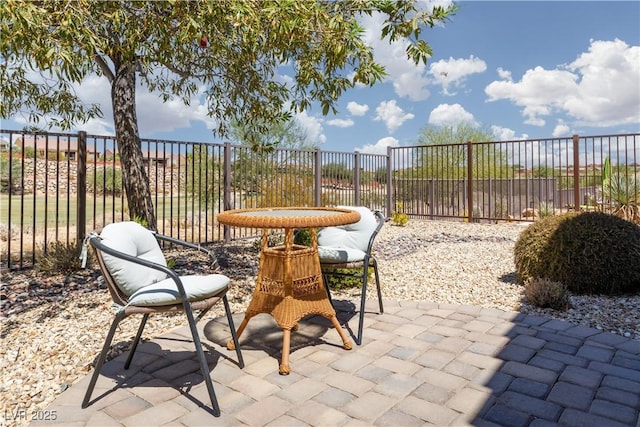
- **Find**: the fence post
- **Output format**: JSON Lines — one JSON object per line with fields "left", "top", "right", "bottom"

{"left": 314, "top": 148, "right": 322, "bottom": 206}
{"left": 77, "top": 131, "right": 87, "bottom": 243}
{"left": 386, "top": 146, "right": 393, "bottom": 217}
{"left": 467, "top": 141, "right": 474, "bottom": 222}
{"left": 573, "top": 134, "right": 580, "bottom": 211}
{"left": 223, "top": 142, "right": 231, "bottom": 241}
{"left": 354, "top": 151, "right": 361, "bottom": 205}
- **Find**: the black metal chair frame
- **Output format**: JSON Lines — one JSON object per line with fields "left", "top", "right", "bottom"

{"left": 320, "top": 210, "right": 385, "bottom": 345}
{"left": 82, "top": 232, "right": 244, "bottom": 417}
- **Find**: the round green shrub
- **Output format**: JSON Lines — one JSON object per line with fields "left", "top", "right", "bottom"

{"left": 514, "top": 212, "right": 640, "bottom": 295}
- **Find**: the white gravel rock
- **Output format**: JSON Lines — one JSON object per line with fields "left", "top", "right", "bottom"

{"left": 369, "top": 219, "right": 639, "bottom": 341}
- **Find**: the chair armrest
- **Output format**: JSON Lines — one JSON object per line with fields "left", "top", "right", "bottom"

{"left": 154, "top": 233, "right": 210, "bottom": 255}
{"left": 89, "top": 236, "right": 189, "bottom": 302}
{"left": 365, "top": 211, "right": 385, "bottom": 255}
{"left": 153, "top": 233, "right": 221, "bottom": 272}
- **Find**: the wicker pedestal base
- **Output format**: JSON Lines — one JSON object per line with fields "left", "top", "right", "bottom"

{"left": 227, "top": 229, "right": 352, "bottom": 374}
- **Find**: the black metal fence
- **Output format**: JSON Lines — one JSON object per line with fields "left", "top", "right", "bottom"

{"left": 1, "top": 129, "right": 638, "bottom": 270}
{"left": 391, "top": 135, "right": 639, "bottom": 221}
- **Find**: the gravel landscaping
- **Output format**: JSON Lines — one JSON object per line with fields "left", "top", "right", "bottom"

{"left": 1, "top": 219, "right": 639, "bottom": 426}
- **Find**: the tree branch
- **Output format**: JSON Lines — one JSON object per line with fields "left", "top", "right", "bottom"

{"left": 95, "top": 55, "right": 114, "bottom": 83}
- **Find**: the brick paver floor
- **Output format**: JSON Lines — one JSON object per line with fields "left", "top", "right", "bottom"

{"left": 32, "top": 300, "right": 640, "bottom": 426}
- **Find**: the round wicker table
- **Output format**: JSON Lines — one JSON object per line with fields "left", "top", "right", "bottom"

{"left": 217, "top": 207, "right": 360, "bottom": 374}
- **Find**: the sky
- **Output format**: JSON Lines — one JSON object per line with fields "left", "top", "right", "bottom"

{"left": 3, "top": 1, "right": 640, "bottom": 154}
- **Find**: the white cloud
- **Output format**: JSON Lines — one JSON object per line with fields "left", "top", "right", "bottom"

{"left": 497, "top": 67, "right": 512, "bottom": 81}
{"left": 347, "top": 101, "right": 369, "bottom": 116}
{"left": 564, "top": 39, "right": 640, "bottom": 126}
{"left": 522, "top": 104, "right": 551, "bottom": 126}
{"left": 77, "top": 117, "right": 114, "bottom": 136}
{"left": 428, "top": 103, "right": 477, "bottom": 127}
{"left": 360, "top": 13, "right": 430, "bottom": 101}
{"left": 136, "top": 89, "right": 218, "bottom": 135}
{"left": 392, "top": 71, "right": 431, "bottom": 101}
{"left": 491, "top": 125, "right": 528, "bottom": 141}
{"left": 485, "top": 66, "right": 578, "bottom": 126}
{"left": 355, "top": 136, "right": 399, "bottom": 154}
{"left": 277, "top": 72, "right": 294, "bottom": 87}
{"left": 295, "top": 111, "right": 326, "bottom": 145}
{"left": 326, "top": 118, "right": 355, "bottom": 128}
{"left": 428, "top": 55, "right": 487, "bottom": 95}
{"left": 485, "top": 39, "right": 640, "bottom": 129}
{"left": 552, "top": 123, "right": 571, "bottom": 137}
{"left": 374, "top": 100, "right": 415, "bottom": 133}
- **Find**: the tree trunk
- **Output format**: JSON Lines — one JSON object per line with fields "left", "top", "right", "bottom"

{"left": 111, "top": 63, "right": 157, "bottom": 230}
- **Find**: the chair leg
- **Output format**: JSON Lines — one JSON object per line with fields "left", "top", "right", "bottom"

{"left": 124, "top": 313, "right": 149, "bottom": 369}
{"left": 372, "top": 260, "right": 384, "bottom": 314}
{"left": 82, "top": 312, "right": 124, "bottom": 408}
{"left": 223, "top": 295, "right": 244, "bottom": 368}
{"left": 184, "top": 303, "right": 220, "bottom": 416}
{"left": 356, "top": 262, "right": 369, "bottom": 346}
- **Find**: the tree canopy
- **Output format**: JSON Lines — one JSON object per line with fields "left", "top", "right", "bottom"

{"left": 417, "top": 123, "right": 507, "bottom": 178}
{"left": 1, "top": 0, "right": 457, "bottom": 228}
{"left": 229, "top": 117, "right": 318, "bottom": 154}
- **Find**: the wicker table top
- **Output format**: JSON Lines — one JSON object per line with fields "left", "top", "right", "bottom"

{"left": 217, "top": 207, "right": 361, "bottom": 229}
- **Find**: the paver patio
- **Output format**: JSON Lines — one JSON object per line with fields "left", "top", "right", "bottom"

{"left": 33, "top": 299, "right": 640, "bottom": 426}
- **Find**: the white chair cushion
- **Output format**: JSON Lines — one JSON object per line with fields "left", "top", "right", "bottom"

{"left": 128, "top": 274, "right": 230, "bottom": 306}
{"left": 317, "top": 206, "right": 377, "bottom": 252}
{"left": 318, "top": 246, "right": 366, "bottom": 263}
{"left": 99, "top": 222, "right": 168, "bottom": 296}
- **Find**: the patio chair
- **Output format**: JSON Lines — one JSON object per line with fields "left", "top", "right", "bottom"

{"left": 317, "top": 206, "right": 384, "bottom": 345}
{"left": 81, "top": 221, "right": 244, "bottom": 417}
